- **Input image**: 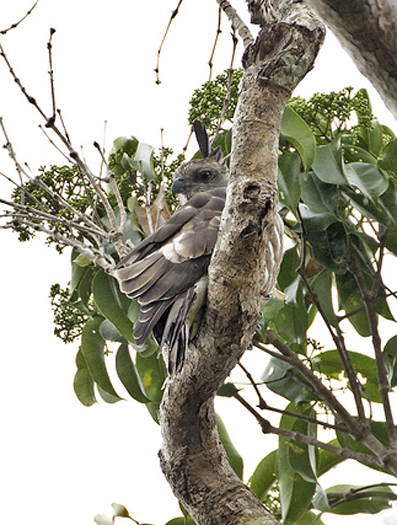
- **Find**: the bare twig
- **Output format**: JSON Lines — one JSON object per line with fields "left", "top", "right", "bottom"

{"left": 5, "top": 214, "right": 113, "bottom": 269}
{"left": 57, "top": 109, "right": 71, "bottom": 144}
{"left": 262, "top": 333, "right": 361, "bottom": 435}
{"left": 212, "top": 28, "right": 238, "bottom": 143}
{"left": 155, "top": 0, "right": 184, "bottom": 85}
{"left": 0, "top": 117, "right": 26, "bottom": 199}
{"left": 0, "top": 0, "right": 39, "bottom": 35}
{"left": 238, "top": 362, "right": 347, "bottom": 432}
{"left": 0, "top": 200, "right": 106, "bottom": 239}
{"left": 93, "top": 140, "right": 127, "bottom": 240}
{"left": 234, "top": 392, "right": 384, "bottom": 469}
{"left": 297, "top": 209, "right": 367, "bottom": 421}
{"left": 208, "top": 7, "right": 223, "bottom": 81}
{"left": 144, "top": 180, "right": 154, "bottom": 235}
{"left": 46, "top": 28, "right": 57, "bottom": 127}
{"left": 38, "top": 124, "right": 72, "bottom": 163}
{"left": 349, "top": 245, "right": 397, "bottom": 449}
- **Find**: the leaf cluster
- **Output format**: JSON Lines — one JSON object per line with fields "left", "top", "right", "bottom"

{"left": 11, "top": 165, "right": 91, "bottom": 247}
{"left": 188, "top": 68, "right": 243, "bottom": 133}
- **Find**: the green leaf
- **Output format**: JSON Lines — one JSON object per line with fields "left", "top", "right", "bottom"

{"left": 99, "top": 319, "right": 126, "bottom": 343}
{"left": 258, "top": 298, "right": 285, "bottom": 338}
{"left": 281, "top": 404, "right": 318, "bottom": 484}
{"left": 277, "top": 246, "right": 300, "bottom": 291}
{"left": 217, "top": 382, "right": 239, "bottom": 397}
{"left": 262, "top": 359, "right": 317, "bottom": 402}
{"left": 312, "top": 138, "right": 347, "bottom": 185}
{"left": 293, "top": 510, "right": 325, "bottom": 525}
{"left": 97, "top": 384, "right": 122, "bottom": 404}
{"left": 73, "top": 253, "right": 93, "bottom": 267}
{"left": 317, "top": 440, "right": 346, "bottom": 477}
{"left": 278, "top": 404, "right": 317, "bottom": 524}
{"left": 299, "top": 206, "right": 336, "bottom": 232}
{"left": 112, "top": 136, "right": 139, "bottom": 157}
{"left": 344, "top": 178, "right": 397, "bottom": 227}
{"left": 134, "top": 142, "right": 156, "bottom": 180}
{"left": 336, "top": 272, "right": 370, "bottom": 336}
{"left": 325, "top": 484, "right": 396, "bottom": 515}
{"left": 365, "top": 119, "right": 384, "bottom": 157}
{"left": 70, "top": 250, "right": 93, "bottom": 305}
{"left": 273, "top": 301, "right": 309, "bottom": 347}
{"left": 312, "top": 350, "right": 380, "bottom": 402}
{"left": 300, "top": 171, "right": 340, "bottom": 214}
{"left": 278, "top": 152, "right": 301, "bottom": 212}
{"left": 121, "top": 152, "right": 140, "bottom": 173}
{"left": 80, "top": 316, "right": 121, "bottom": 399}
{"left": 73, "top": 349, "right": 96, "bottom": 407}
{"left": 136, "top": 351, "right": 167, "bottom": 423}
{"left": 304, "top": 219, "right": 347, "bottom": 274}
{"left": 379, "top": 137, "right": 397, "bottom": 173}
{"left": 345, "top": 162, "right": 388, "bottom": 202}
{"left": 216, "top": 414, "right": 244, "bottom": 479}
{"left": 212, "top": 128, "right": 232, "bottom": 156}
{"left": 249, "top": 450, "right": 277, "bottom": 501}
{"left": 165, "top": 518, "right": 196, "bottom": 525}
{"left": 92, "top": 269, "right": 135, "bottom": 343}
{"left": 310, "top": 270, "right": 339, "bottom": 328}
{"left": 284, "top": 277, "right": 301, "bottom": 306}
{"left": 281, "top": 106, "right": 316, "bottom": 172}
{"left": 384, "top": 335, "right": 397, "bottom": 387}
{"left": 116, "top": 343, "right": 151, "bottom": 403}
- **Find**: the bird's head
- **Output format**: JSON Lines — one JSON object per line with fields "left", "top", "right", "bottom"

{"left": 172, "top": 120, "right": 229, "bottom": 203}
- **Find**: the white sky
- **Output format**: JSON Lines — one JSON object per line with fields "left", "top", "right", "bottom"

{"left": 0, "top": 1, "right": 396, "bottom": 524}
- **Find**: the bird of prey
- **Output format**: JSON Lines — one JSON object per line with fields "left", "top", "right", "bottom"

{"left": 115, "top": 121, "right": 228, "bottom": 373}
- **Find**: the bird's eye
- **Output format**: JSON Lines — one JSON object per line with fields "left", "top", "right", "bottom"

{"left": 198, "top": 170, "right": 212, "bottom": 181}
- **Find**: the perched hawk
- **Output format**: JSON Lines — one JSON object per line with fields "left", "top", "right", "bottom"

{"left": 115, "top": 122, "right": 228, "bottom": 373}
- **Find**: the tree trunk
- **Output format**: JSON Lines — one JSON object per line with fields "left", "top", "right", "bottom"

{"left": 305, "top": 0, "right": 397, "bottom": 119}
{"left": 159, "top": 2, "right": 325, "bottom": 524}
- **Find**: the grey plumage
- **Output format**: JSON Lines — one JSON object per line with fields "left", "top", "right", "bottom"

{"left": 115, "top": 123, "right": 228, "bottom": 373}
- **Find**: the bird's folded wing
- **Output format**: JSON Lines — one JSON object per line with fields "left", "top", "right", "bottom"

{"left": 115, "top": 187, "right": 226, "bottom": 304}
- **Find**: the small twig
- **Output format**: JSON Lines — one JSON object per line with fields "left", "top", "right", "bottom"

{"left": 0, "top": 201, "right": 106, "bottom": 240}
{"left": 57, "top": 109, "right": 71, "bottom": 143}
{"left": 348, "top": 246, "right": 397, "bottom": 448}
{"left": 46, "top": 28, "right": 57, "bottom": 127}
{"left": 262, "top": 333, "right": 361, "bottom": 435}
{"left": 233, "top": 392, "right": 384, "bottom": 469}
{"left": 297, "top": 208, "right": 367, "bottom": 421}
{"left": 327, "top": 482, "right": 397, "bottom": 508}
{"left": 0, "top": 0, "right": 39, "bottom": 35}
{"left": 0, "top": 117, "right": 26, "bottom": 200}
{"left": 93, "top": 140, "right": 127, "bottom": 238}
{"left": 212, "top": 28, "right": 238, "bottom": 143}
{"left": 182, "top": 128, "right": 194, "bottom": 155}
{"left": 238, "top": 361, "right": 265, "bottom": 407}
{"left": 7, "top": 215, "right": 114, "bottom": 269}
{"left": 237, "top": 363, "right": 347, "bottom": 431}
{"left": 154, "top": 128, "right": 169, "bottom": 231}
{"left": 98, "top": 120, "right": 108, "bottom": 178}
{"left": 208, "top": 7, "right": 223, "bottom": 81}
{"left": 155, "top": 0, "right": 184, "bottom": 84}
{"left": 38, "top": 124, "right": 72, "bottom": 163}
{"left": 215, "top": 0, "right": 254, "bottom": 48}
{"left": 144, "top": 179, "right": 154, "bottom": 235}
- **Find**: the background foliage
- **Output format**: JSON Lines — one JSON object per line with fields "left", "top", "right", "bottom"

{"left": 6, "top": 70, "right": 397, "bottom": 523}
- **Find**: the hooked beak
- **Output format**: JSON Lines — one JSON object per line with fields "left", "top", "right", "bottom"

{"left": 171, "top": 177, "right": 186, "bottom": 198}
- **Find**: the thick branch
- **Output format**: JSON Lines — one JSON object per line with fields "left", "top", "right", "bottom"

{"left": 304, "top": 0, "right": 397, "bottom": 119}
{"left": 159, "top": 6, "right": 325, "bottom": 525}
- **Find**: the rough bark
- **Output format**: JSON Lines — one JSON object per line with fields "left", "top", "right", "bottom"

{"left": 304, "top": 0, "right": 397, "bottom": 119}
{"left": 159, "top": 3, "right": 325, "bottom": 525}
